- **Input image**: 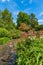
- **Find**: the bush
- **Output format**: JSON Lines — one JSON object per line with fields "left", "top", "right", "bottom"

{"left": 18, "top": 23, "right": 29, "bottom": 31}
{"left": 9, "top": 29, "right": 22, "bottom": 39}
{"left": 0, "top": 37, "right": 10, "bottom": 45}
{"left": 16, "top": 38, "right": 43, "bottom": 65}
{"left": 0, "top": 28, "right": 10, "bottom": 38}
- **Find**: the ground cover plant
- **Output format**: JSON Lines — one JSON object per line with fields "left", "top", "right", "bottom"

{"left": 16, "top": 38, "right": 43, "bottom": 65}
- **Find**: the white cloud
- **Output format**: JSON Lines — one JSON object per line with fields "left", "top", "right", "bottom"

{"left": 38, "top": 19, "right": 43, "bottom": 24}
{"left": 1, "top": 0, "right": 10, "bottom": 2}
{"left": 2, "top": 0, "right": 6, "bottom": 2}
{"left": 29, "top": 0, "right": 33, "bottom": 4}
{"left": 39, "top": 12, "right": 43, "bottom": 16}
{"left": 38, "top": 19, "right": 43, "bottom": 22}
{"left": 7, "top": 0, "right": 10, "bottom": 2}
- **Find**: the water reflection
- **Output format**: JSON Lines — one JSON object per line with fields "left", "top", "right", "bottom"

{"left": 1, "top": 52, "right": 17, "bottom": 65}
{"left": 7, "top": 53, "right": 17, "bottom": 65}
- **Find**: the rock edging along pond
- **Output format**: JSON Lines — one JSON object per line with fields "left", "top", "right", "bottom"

{"left": 0, "top": 46, "right": 18, "bottom": 65}
{"left": 0, "top": 39, "right": 18, "bottom": 65}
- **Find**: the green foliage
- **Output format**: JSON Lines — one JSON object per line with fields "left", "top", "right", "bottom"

{"left": 0, "top": 37, "right": 10, "bottom": 45}
{"left": 17, "top": 12, "right": 39, "bottom": 30}
{"left": 17, "top": 12, "right": 30, "bottom": 27}
{"left": 30, "top": 13, "right": 38, "bottom": 30}
{"left": 9, "top": 29, "right": 22, "bottom": 39}
{"left": 0, "top": 9, "right": 16, "bottom": 30}
{"left": 16, "top": 38, "right": 43, "bottom": 65}
{"left": 38, "top": 24, "right": 43, "bottom": 30}
{"left": 0, "top": 28, "right": 10, "bottom": 38}
{"left": 0, "top": 19, "right": 5, "bottom": 28}
{"left": 0, "top": 9, "right": 41, "bottom": 31}
{"left": 2, "top": 9, "right": 13, "bottom": 22}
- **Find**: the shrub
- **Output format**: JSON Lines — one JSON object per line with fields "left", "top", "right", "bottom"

{"left": 0, "top": 28, "right": 10, "bottom": 38}
{"left": 18, "top": 23, "right": 29, "bottom": 31}
{"left": 16, "top": 38, "right": 43, "bottom": 65}
{"left": 0, "top": 37, "right": 10, "bottom": 45}
{"left": 9, "top": 29, "right": 22, "bottom": 39}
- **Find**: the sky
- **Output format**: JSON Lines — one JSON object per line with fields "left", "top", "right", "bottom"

{"left": 0, "top": 0, "right": 43, "bottom": 24}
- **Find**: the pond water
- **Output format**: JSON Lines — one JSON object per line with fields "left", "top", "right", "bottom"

{"left": 7, "top": 53, "right": 17, "bottom": 65}
{"left": 0, "top": 52, "right": 17, "bottom": 65}
{"left": 0, "top": 45, "right": 17, "bottom": 65}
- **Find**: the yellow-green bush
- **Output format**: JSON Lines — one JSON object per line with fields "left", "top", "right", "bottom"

{"left": 0, "top": 28, "right": 10, "bottom": 38}
{"left": 9, "top": 29, "right": 22, "bottom": 39}
{"left": 0, "top": 37, "right": 10, "bottom": 45}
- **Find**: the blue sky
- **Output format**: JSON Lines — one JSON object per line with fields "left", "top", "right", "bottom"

{"left": 0, "top": 0, "right": 43, "bottom": 24}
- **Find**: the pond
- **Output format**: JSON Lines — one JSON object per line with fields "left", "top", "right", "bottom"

{"left": 6, "top": 53, "right": 17, "bottom": 65}
{"left": 1, "top": 52, "right": 17, "bottom": 65}
{"left": 0, "top": 44, "right": 18, "bottom": 65}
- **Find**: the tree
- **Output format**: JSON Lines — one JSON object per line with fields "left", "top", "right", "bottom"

{"left": 17, "top": 12, "right": 30, "bottom": 27}
{"left": 0, "top": 19, "right": 5, "bottom": 28}
{"left": 0, "top": 10, "right": 2, "bottom": 18}
{"left": 2, "top": 9, "right": 13, "bottom": 22}
{"left": 0, "top": 9, "right": 15, "bottom": 30}
{"left": 30, "top": 13, "right": 38, "bottom": 30}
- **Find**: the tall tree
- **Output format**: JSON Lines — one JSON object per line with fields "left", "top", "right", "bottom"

{"left": 0, "top": 9, "right": 15, "bottom": 30}
{"left": 0, "top": 10, "right": 2, "bottom": 18}
{"left": 17, "top": 12, "right": 30, "bottom": 27}
{"left": 30, "top": 13, "right": 38, "bottom": 30}
{"left": 2, "top": 9, "right": 13, "bottom": 22}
